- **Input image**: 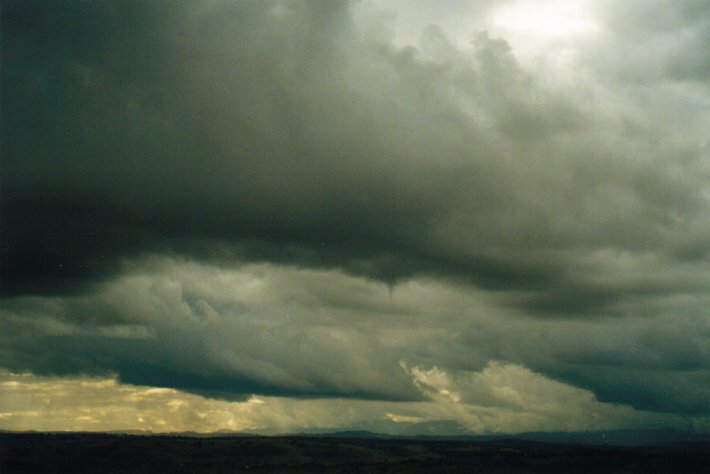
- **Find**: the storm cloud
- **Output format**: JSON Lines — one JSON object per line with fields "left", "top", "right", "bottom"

{"left": 1, "top": 0, "right": 709, "bottom": 433}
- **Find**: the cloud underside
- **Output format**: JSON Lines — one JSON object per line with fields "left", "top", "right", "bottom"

{"left": 3, "top": 1, "right": 709, "bottom": 310}
{"left": 2, "top": 258, "right": 709, "bottom": 421}
{"left": 1, "top": 0, "right": 710, "bottom": 432}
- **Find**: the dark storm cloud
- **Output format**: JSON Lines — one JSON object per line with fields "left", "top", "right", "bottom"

{"left": 2, "top": 0, "right": 710, "bottom": 428}
{"left": 0, "top": 261, "right": 427, "bottom": 402}
{"left": 1, "top": 258, "right": 709, "bottom": 418}
{"left": 1, "top": 0, "right": 417, "bottom": 294}
{"left": 4, "top": 0, "right": 707, "bottom": 315}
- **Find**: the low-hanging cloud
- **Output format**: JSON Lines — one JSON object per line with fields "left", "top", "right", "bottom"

{"left": 1, "top": 257, "right": 708, "bottom": 418}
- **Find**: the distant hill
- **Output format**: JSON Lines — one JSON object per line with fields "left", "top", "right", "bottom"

{"left": 4, "top": 426, "right": 708, "bottom": 447}
{"left": 280, "top": 425, "right": 710, "bottom": 447}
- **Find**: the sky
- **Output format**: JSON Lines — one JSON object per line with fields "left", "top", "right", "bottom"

{"left": 1, "top": 0, "right": 709, "bottom": 435}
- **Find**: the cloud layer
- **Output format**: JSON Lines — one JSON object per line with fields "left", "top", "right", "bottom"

{"left": 2, "top": 258, "right": 709, "bottom": 421}
{"left": 2, "top": 0, "right": 709, "bottom": 433}
{"left": 2, "top": 362, "right": 699, "bottom": 434}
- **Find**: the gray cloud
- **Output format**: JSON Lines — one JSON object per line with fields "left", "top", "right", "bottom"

{"left": 3, "top": 0, "right": 708, "bottom": 307}
{"left": 1, "top": 257, "right": 708, "bottom": 419}
{"left": 2, "top": 0, "right": 710, "bottom": 431}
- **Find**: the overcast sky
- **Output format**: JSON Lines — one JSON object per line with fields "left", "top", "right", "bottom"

{"left": 1, "top": 0, "right": 709, "bottom": 434}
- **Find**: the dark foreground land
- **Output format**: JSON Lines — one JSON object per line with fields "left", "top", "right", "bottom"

{"left": 1, "top": 432, "right": 708, "bottom": 473}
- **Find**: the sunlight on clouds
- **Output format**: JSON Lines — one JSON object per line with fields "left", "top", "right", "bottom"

{"left": 399, "top": 362, "right": 707, "bottom": 433}
{"left": 3, "top": 255, "right": 710, "bottom": 419}
{"left": 1, "top": 364, "right": 703, "bottom": 435}
{"left": 356, "top": 0, "right": 600, "bottom": 75}
{"left": 492, "top": 0, "right": 598, "bottom": 38}
{"left": 385, "top": 412, "right": 423, "bottom": 424}
{"left": 486, "top": 0, "right": 601, "bottom": 78}
{"left": 403, "top": 363, "right": 462, "bottom": 404}
{"left": 0, "top": 372, "right": 268, "bottom": 433}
